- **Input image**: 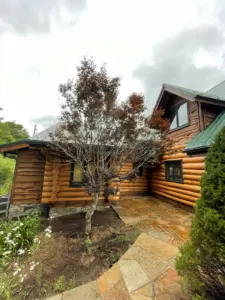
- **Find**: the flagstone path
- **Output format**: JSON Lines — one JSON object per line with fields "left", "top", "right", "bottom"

{"left": 47, "top": 196, "right": 193, "bottom": 300}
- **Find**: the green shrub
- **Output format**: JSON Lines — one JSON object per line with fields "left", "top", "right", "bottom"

{"left": 0, "top": 155, "right": 15, "bottom": 196}
{"left": 0, "top": 212, "right": 40, "bottom": 266}
{"left": 176, "top": 127, "right": 225, "bottom": 299}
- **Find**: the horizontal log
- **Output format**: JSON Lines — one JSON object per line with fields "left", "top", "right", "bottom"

{"left": 14, "top": 194, "right": 41, "bottom": 200}
{"left": 16, "top": 170, "right": 45, "bottom": 176}
{"left": 14, "top": 188, "right": 42, "bottom": 193}
{"left": 162, "top": 153, "right": 187, "bottom": 160}
{"left": 151, "top": 187, "right": 197, "bottom": 202}
{"left": 151, "top": 175, "right": 200, "bottom": 185}
{"left": 13, "top": 199, "right": 41, "bottom": 205}
{"left": 15, "top": 175, "right": 44, "bottom": 182}
{"left": 151, "top": 179, "right": 200, "bottom": 192}
{"left": 183, "top": 174, "right": 201, "bottom": 181}
{"left": 151, "top": 183, "right": 200, "bottom": 198}
{"left": 152, "top": 189, "right": 195, "bottom": 207}
{"left": 182, "top": 163, "right": 205, "bottom": 170}
{"left": 183, "top": 169, "right": 204, "bottom": 175}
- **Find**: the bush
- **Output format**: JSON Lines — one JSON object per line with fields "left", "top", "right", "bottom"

{"left": 0, "top": 155, "right": 15, "bottom": 196}
{"left": 0, "top": 211, "right": 40, "bottom": 267}
{"left": 176, "top": 127, "right": 225, "bottom": 299}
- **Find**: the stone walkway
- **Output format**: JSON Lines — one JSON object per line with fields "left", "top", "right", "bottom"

{"left": 47, "top": 197, "right": 193, "bottom": 300}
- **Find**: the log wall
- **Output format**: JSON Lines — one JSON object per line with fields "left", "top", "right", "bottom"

{"left": 11, "top": 148, "right": 45, "bottom": 205}
{"left": 120, "top": 162, "right": 148, "bottom": 196}
{"left": 150, "top": 145, "right": 205, "bottom": 207}
{"left": 41, "top": 160, "right": 148, "bottom": 206}
{"left": 41, "top": 162, "right": 108, "bottom": 207}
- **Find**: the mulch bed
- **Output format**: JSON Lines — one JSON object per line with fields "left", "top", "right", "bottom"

{"left": 17, "top": 208, "right": 140, "bottom": 299}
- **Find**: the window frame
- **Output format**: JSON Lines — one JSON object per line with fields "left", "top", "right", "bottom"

{"left": 133, "top": 163, "right": 143, "bottom": 177}
{"left": 169, "top": 100, "right": 189, "bottom": 132}
{"left": 70, "top": 162, "right": 83, "bottom": 187}
{"left": 165, "top": 160, "right": 183, "bottom": 184}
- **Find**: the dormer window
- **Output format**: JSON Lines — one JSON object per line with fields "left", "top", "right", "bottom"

{"left": 170, "top": 101, "right": 189, "bottom": 131}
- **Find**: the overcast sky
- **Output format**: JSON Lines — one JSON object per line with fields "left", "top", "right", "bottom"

{"left": 0, "top": 0, "right": 225, "bottom": 136}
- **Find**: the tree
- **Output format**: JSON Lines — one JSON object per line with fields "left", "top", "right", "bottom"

{"left": 0, "top": 118, "right": 29, "bottom": 195}
{"left": 51, "top": 57, "right": 170, "bottom": 237}
{"left": 176, "top": 127, "right": 225, "bottom": 299}
{"left": 0, "top": 121, "right": 29, "bottom": 144}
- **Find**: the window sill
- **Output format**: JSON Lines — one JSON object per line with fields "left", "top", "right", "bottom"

{"left": 69, "top": 182, "right": 83, "bottom": 188}
{"left": 165, "top": 179, "right": 183, "bottom": 184}
{"left": 169, "top": 122, "right": 190, "bottom": 133}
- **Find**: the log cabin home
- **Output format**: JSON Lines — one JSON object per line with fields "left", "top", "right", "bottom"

{"left": 1, "top": 80, "right": 225, "bottom": 210}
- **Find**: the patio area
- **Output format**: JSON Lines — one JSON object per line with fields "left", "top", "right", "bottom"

{"left": 48, "top": 196, "right": 193, "bottom": 300}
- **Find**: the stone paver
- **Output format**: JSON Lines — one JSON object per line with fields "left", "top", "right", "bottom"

{"left": 137, "top": 250, "right": 167, "bottom": 282}
{"left": 46, "top": 197, "right": 192, "bottom": 300}
{"left": 119, "top": 259, "right": 149, "bottom": 293}
{"left": 135, "top": 233, "right": 178, "bottom": 261}
{"left": 97, "top": 262, "right": 121, "bottom": 296}
{"left": 47, "top": 295, "right": 62, "bottom": 300}
{"left": 63, "top": 281, "right": 101, "bottom": 300}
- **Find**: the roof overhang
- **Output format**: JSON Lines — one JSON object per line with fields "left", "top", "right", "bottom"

{"left": 0, "top": 140, "right": 48, "bottom": 155}
{"left": 154, "top": 84, "right": 225, "bottom": 111}
{"left": 154, "top": 84, "right": 196, "bottom": 111}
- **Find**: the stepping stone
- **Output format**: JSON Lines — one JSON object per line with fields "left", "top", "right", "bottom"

{"left": 97, "top": 263, "right": 121, "bottom": 296}
{"left": 47, "top": 295, "right": 63, "bottom": 300}
{"left": 122, "top": 245, "right": 144, "bottom": 260}
{"left": 135, "top": 233, "right": 178, "bottom": 261}
{"left": 119, "top": 259, "right": 149, "bottom": 293}
{"left": 63, "top": 281, "right": 101, "bottom": 300}
{"left": 101, "top": 279, "right": 132, "bottom": 300}
{"left": 131, "top": 282, "right": 154, "bottom": 299}
{"left": 137, "top": 250, "right": 167, "bottom": 282}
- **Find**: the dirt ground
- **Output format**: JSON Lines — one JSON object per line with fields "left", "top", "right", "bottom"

{"left": 15, "top": 208, "right": 140, "bottom": 300}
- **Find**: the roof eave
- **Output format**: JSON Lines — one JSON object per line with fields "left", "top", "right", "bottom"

{"left": 154, "top": 84, "right": 196, "bottom": 111}
{"left": 196, "top": 95, "right": 225, "bottom": 107}
{"left": 184, "top": 145, "right": 209, "bottom": 154}
{"left": 0, "top": 140, "right": 49, "bottom": 154}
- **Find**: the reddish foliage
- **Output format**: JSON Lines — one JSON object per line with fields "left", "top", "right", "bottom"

{"left": 149, "top": 109, "right": 170, "bottom": 132}
{"left": 128, "top": 93, "right": 145, "bottom": 113}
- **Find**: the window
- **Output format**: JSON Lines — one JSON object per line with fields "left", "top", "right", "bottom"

{"left": 169, "top": 101, "right": 189, "bottom": 131}
{"left": 165, "top": 160, "right": 183, "bottom": 183}
{"left": 133, "top": 163, "right": 143, "bottom": 176}
{"left": 70, "top": 162, "right": 83, "bottom": 187}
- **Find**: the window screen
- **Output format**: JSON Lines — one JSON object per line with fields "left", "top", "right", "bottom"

{"left": 165, "top": 160, "right": 183, "bottom": 183}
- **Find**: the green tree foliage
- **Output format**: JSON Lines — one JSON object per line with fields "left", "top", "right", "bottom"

{"left": 0, "top": 121, "right": 29, "bottom": 144}
{"left": 176, "top": 127, "right": 225, "bottom": 299}
{"left": 0, "top": 119, "right": 29, "bottom": 195}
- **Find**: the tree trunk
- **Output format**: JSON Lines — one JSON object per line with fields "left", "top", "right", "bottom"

{"left": 85, "top": 192, "right": 99, "bottom": 237}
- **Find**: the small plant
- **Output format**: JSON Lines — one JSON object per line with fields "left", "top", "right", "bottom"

{"left": 109, "top": 254, "right": 118, "bottom": 264}
{"left": 134, "top": 229, "right": 141, "bottom": 237}
{"left": 85, "top": 237, "right": 92, "bottom": 248}
{"left": 0, "top": 214, "right": 40, "bottom": 267}
{"left": 0, "top": 273, "right": 19, "bottom": 300}
{"left": 68, "top": 279, "right": 76, "bottom": 289}
{"left": 110, "top": 234, "right": 130, "bottom": 243}
{"left": 54, "top": 275, "right": 66, "bottom": 293}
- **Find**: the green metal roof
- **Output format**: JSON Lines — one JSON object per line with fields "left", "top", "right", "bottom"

{"left": 185, "top": 110, "right": 225, "bottom": 153}
{"left": 164, "top": 82, "right": 225, "bottom": 102}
